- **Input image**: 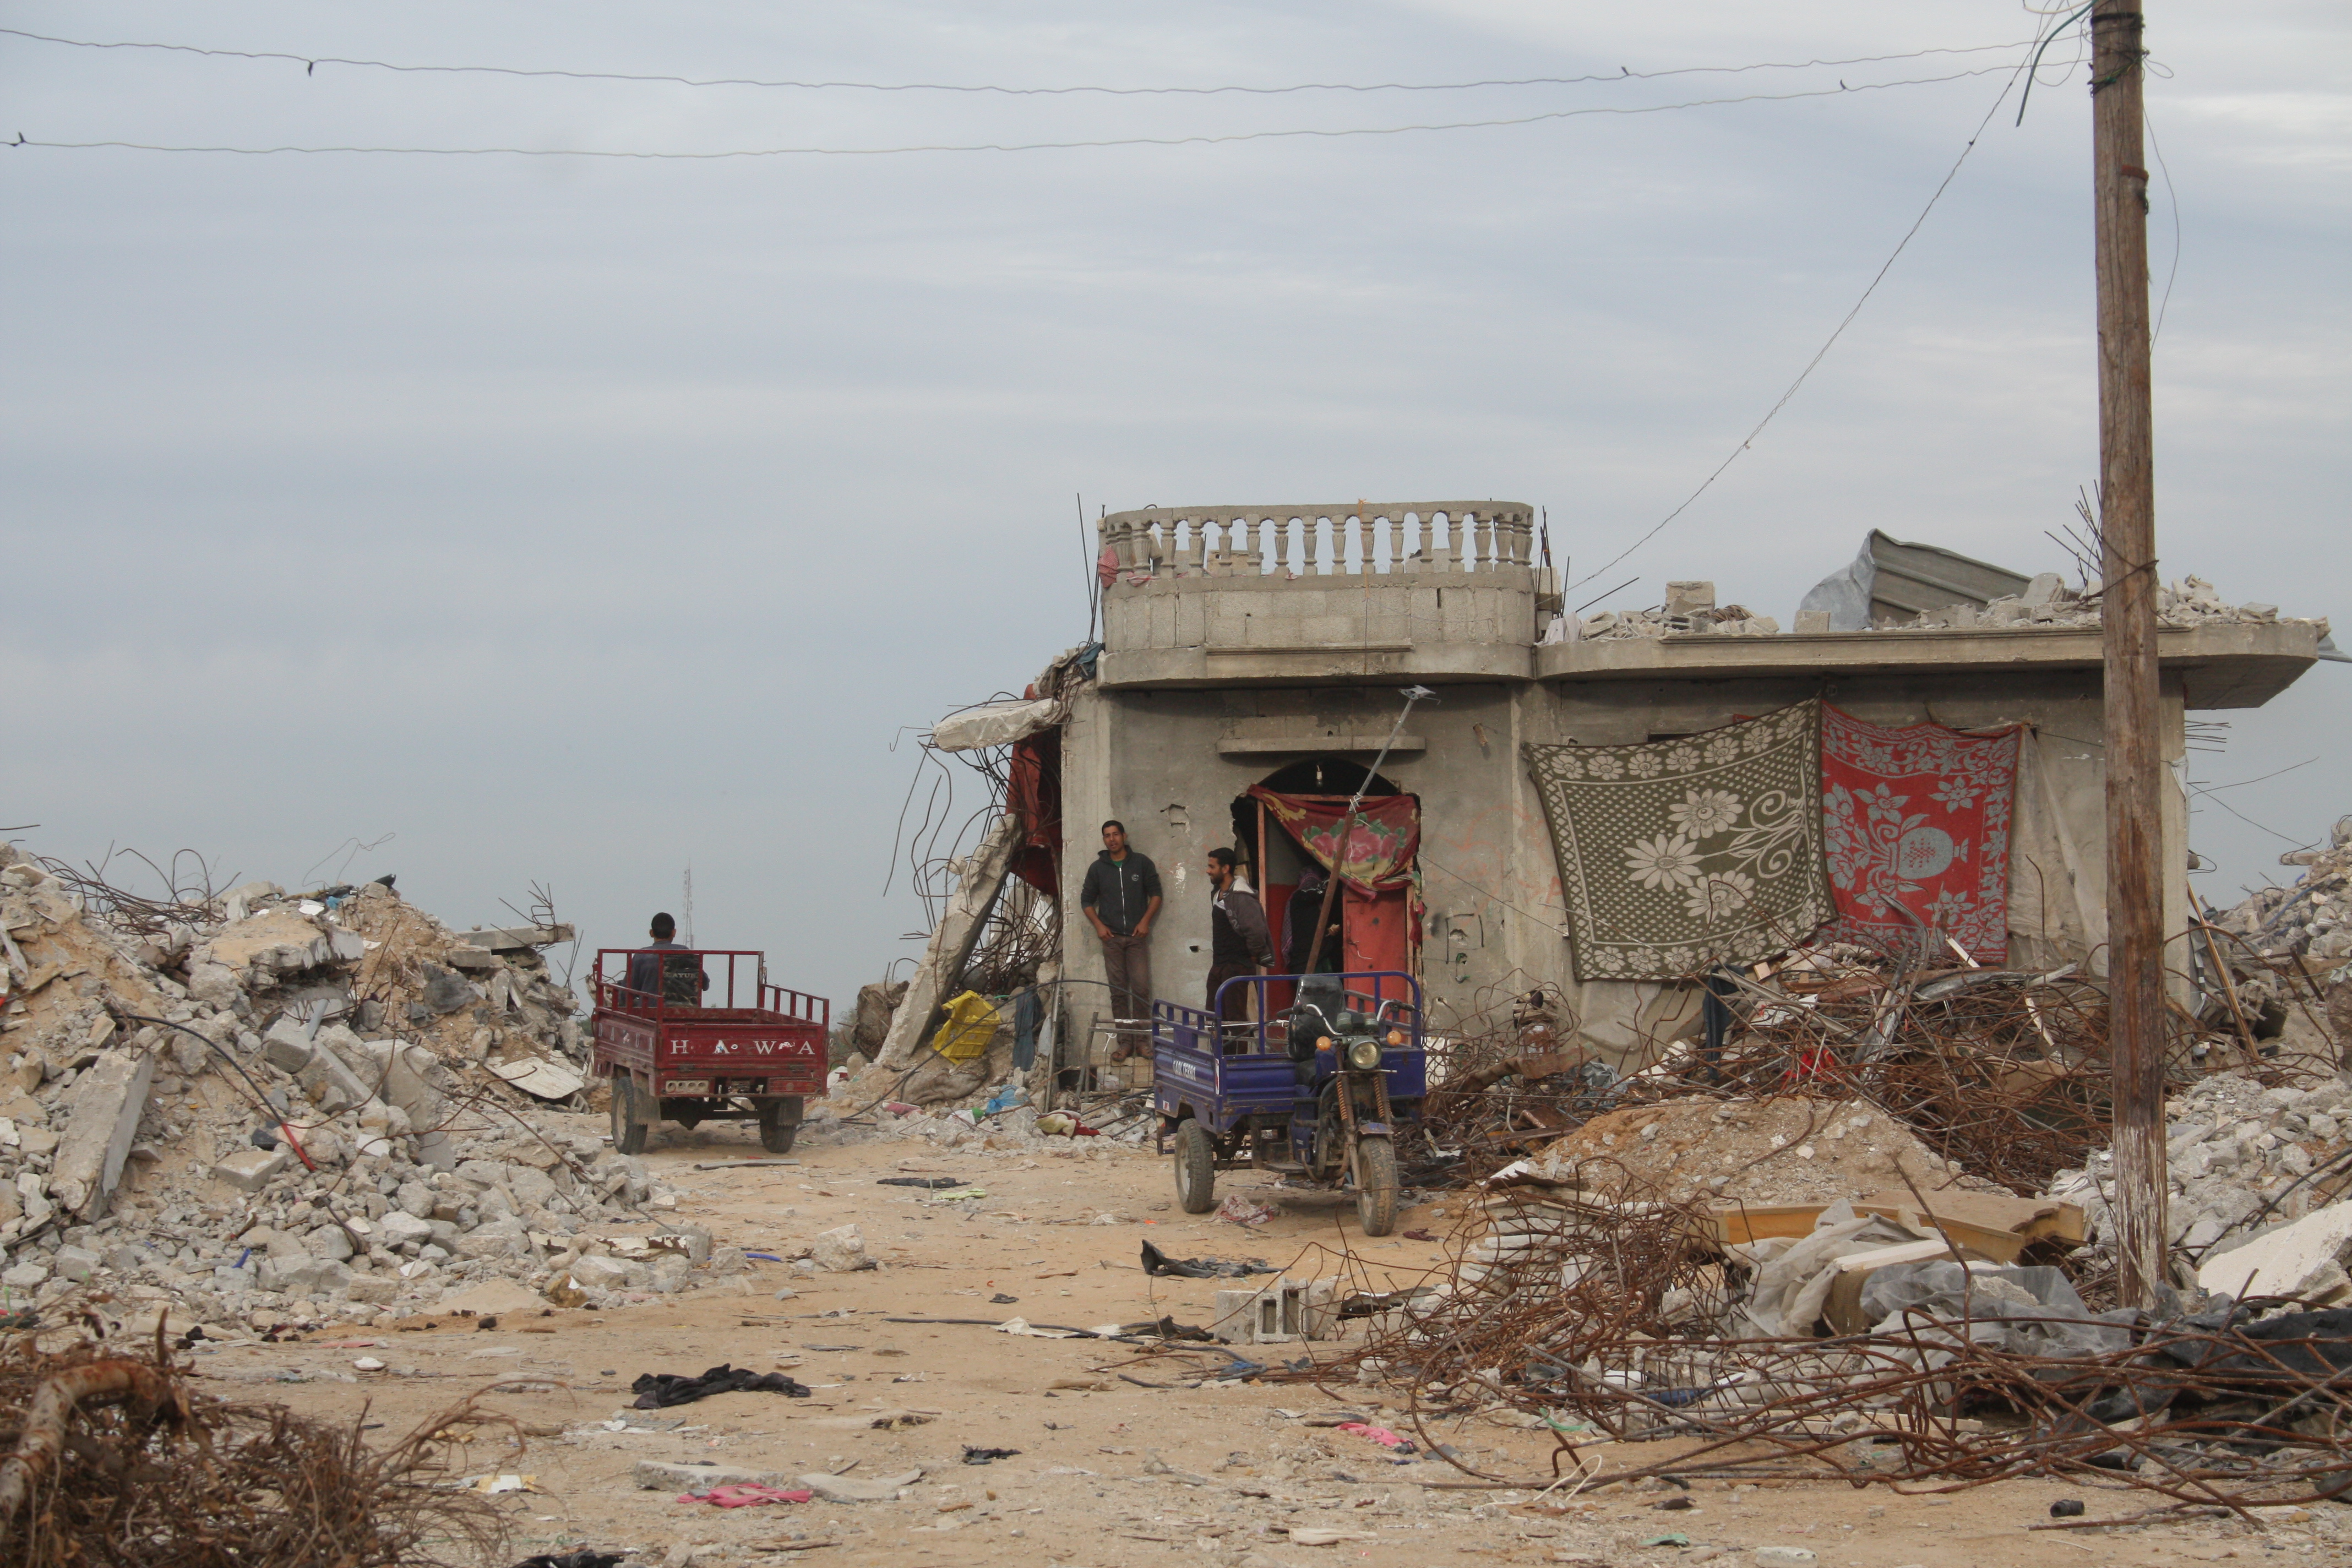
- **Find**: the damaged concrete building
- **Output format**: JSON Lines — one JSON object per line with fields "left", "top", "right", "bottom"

{"left": 918, "top": 500, "right": 2335, "bottom": 1071}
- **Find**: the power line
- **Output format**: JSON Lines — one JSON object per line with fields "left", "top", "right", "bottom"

{"left": 6, "top": 66, "right": 2018, "bottom": 160}
{"left": 0, "top": 26, "right": 2036, "bottom": 98}
{"left": 1561, "top": 54, "right": 2037, "bottom": 594}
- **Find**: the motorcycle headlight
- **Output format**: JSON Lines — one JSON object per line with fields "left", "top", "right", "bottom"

{"left": 1346, "top": 1038, "right": 1383, "bottom": 1071}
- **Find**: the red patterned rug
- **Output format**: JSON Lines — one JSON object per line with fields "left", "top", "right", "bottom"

{"left": 1820, "top": 707, "right": 2021, "bottom": 962}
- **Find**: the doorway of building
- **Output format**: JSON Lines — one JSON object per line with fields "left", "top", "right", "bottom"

{"left": 1231, "top": 759, "right": 1419, "bottom": 1015}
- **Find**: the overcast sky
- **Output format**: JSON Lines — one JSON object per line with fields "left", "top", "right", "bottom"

{"left": 3, "top": 2, "right": 2345, "bottom": 1008}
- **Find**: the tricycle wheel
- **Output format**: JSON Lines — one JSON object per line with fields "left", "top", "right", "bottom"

{"left": 759, "top": 1097, "right": 804, "bottom": 1155}
{"left": 1174, "top": 1120, "right": 1217, "bottom": 1214}
{"left": 609, "top": 1072, "right": 648, "bottom": 1155}
{"left": 1353, "top": 1136, "right": 1399, "bottom": 1236}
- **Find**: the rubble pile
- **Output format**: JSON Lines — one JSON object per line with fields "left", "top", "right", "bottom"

{"left": 2208, "top": 813, "right": 2352, "bottom": 971}
{"left": 1877, "top": 571, "right": 2324, "bottom": 634}
{"left": 1572, "top": 579, "right": 1781, "bottom": 641}
{"left": 2046, "top": 1069, "right": 2352, "bottom": 1278}
{"left": 1564, "top": 571, "right": 2327, "bottom": 642}
{"left": 1532, "top": 1095, "right": 2001, "bottom": 1205}
{"left": 0, "top": 842, "right": 765, "bottom": 1333}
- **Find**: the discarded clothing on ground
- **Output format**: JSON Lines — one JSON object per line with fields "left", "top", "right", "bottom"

{"left": 1141, "top": 1239, "right": 1278, "bottom": 1279}
{"left": 961, "top": 1446, "right": 1022, "bottom": 1464}
{"left": 680, "top": 1483, "right": 815, "bottom": 1508}
{"left": 631, "top": 1363, "right": 813, "bottom": 1409}
{"left": 878, "top": 1176, "right": 969, "bottom": 1189}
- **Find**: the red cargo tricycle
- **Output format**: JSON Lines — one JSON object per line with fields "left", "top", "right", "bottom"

{"left": 590, "top": 948, "right": 829, "bottom": 1155}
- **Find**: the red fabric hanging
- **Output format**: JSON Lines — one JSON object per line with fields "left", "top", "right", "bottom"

{"left": 1244, "top": 787, "right": 1419, "bottom": 896}
{"left": 1819, "top": 706, "right": 2019, "bottom": 962}
{"left": 1007, "top": 731, "right": 1062, "bottom": 897}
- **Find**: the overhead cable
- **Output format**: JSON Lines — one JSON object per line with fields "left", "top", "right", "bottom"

{"left": 1560, "top": 55, "right": 2038, "bottom": 595}
{"left": 8, "top": 66, "right": 2018, "bottom": 160}
{"left": 0, "top": 26, "right": 2036, "bottom": 97}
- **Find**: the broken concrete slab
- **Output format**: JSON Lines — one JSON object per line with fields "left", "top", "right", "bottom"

{"left": 634, "top": 1460, "right": 801, "bottom": 1492}
{"left": 460, "top": 924, "right": 576, "bottom": 952}
{"left": 420, "top": 965, "right": 478, "bottom": 1015}
{"left": 875, "top": 812, "right": 1022, "bottom": 1071}
{"left": 292, "top": 1048, "right": 372, "bottom": 1117}
{"left": 565, "top": 1255, "right": 631, "bottom": 1290}
{"left": 201, "top": 907, "right": 334, "bottom": 980}
{"left": 48, "top": 1048, "right": 156, "bottom": 1218}
{"left": 2199, "top": 1200, "right": 2352, "bottom": 1304}
{"left": 439, "top": 1277, "right": 549, "bottom": 1316}
{"left": 807, "top": 1224, "right": 868, "bottom": 1272}
{"left": 797, "top": 1468, "right": 924, "bottom": 1502}
{"left": 490, "top": 1056, "right": 585, "bottom": 1101}
{"left": 261, "top": 1016, "right": 319, "bottom": 1073}
{"left": 214, "top": 1146, "right": 291, "bottom": 1192}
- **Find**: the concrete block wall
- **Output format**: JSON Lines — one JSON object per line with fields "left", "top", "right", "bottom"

{"left": 1058, "top": 667, "right": 2195, "bottom": 1068}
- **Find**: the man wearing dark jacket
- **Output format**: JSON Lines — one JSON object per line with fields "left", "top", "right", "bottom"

{"left": 1080, "top": 820, "right": 1162, "bottom": 1057}
{"left": 624, "top": 912, "right": 707, "bottom": 1007}
{"left": 1206, "top": 847, "right": 1276, "bottom": 1029}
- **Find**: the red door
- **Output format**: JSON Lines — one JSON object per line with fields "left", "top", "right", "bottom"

{"left": 1343, "top": 884, "right": 1413, "bottom": 1009}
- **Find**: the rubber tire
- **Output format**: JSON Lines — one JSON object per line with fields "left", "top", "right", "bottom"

{"left": 609, "top": 1073, "right": 648, "bottom": 1155}
{"left": 759, "top": 1097, "right": 804, "bottom": 1155}
{"left": 1354, "top": 1136, "right": 1400, "bottom": 1236}
{"left": 1174, "top": 1120, "right": 1217, "bottom": 1214}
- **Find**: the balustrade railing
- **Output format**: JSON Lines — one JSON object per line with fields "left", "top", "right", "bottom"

{"left": 1098, "top": 502, "right": 1536, "bottom": 581}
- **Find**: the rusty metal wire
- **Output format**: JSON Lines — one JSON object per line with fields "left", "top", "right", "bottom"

{"left": 1411, "top": 930, "right": 2329, "bottom": 1204}
{"left": 1313, "top": 1163, "right": 2352, "bottom": 1511}
{"left": 31, "top": 846, "right": 224, "bottom": 938}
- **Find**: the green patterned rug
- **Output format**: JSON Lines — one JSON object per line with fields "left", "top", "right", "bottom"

{"left": 1526, "top": 700, "right": 1832, "bottom": 979}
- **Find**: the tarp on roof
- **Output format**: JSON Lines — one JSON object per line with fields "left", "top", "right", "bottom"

{"left": 931, "top": 698, "right": 1059, "bottom": 752}
{"left": 1799, "top": 530, "right": 2031, "bottom": 631}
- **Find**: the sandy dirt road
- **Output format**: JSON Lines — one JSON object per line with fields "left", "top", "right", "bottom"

{"left": 196, "top": 1117, "right": 2344, "bottom": 1567}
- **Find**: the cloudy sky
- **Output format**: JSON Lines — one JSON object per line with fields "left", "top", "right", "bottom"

{"left": 3, "top": 2, "right": 2345, "bottom": 1006}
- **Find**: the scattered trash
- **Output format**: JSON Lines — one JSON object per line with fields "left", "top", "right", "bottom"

{"left": 989, "top": 1293, "right": 1019, "bottom": 1304}
{"left": 631, "top": 1365, "right": 813, "bottom": 1409}
{"left": 680, "top": 1483, "right": 814, "bottom": 1508}
{"left": 1333, "top": 1422, "right": 1417, "bottom": 1455}
{"left": 2050, "top": 1499, "right": 2086, "bottom": 1517}
{"left": 469, "top": 1473, "right": 538, "bottom": 1494}
{"left": 961, "top": 1446, "right": 1021, "bottom": 1464}
{"left": 879, "top": 1177, "right": 970, "bottom": 1190}
{"left": 1215, "top": 1193, "right": 1275, "bottom": 1227}
{"left": 1285, "top": 1527, "right": 1378, "bottom": 1545}
{"left": 512, "top": 1552, "right": 629, "bottom": 1568}
{"left": 1140, "top": 1239, "right": 1278, "bottom": 1279}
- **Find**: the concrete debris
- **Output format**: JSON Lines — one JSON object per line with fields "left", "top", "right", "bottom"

{"left": 0, "top": 837, "right": 805, "bottom": 1331}
{"left": 1573, "top": 570, "right": 2322, "bottom": 642}
{"left": 2048, "top": 1070, "right": 2352, "bottom": 1274}
{"left": 1533, "top": 1096, "right": 2001, "bottom": 1206}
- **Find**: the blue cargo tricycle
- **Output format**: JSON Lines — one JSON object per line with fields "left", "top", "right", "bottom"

{"left": 1152, "top": 971, "right": 1426, "bottom": 1236}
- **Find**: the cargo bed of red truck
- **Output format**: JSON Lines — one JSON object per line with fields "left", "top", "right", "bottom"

{"left": 589, "top": 948, "right": 828, "bottom": 1155}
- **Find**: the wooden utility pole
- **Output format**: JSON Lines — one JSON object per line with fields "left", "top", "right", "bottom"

{"left": 2093, "top": 0, "right": 2168, "bottom": 1310}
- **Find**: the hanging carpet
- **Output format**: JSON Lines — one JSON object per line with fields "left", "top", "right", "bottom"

{"left": 1244, "top": 787, "right": 1418, "bottom": 895}
{"left": 1525, "top": 701, "right": 1831, "bottom": 981}
{"left": 1819, "top": 706, "right": 2020, "bottom": 962}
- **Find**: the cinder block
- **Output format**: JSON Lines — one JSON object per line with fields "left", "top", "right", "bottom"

{"left": 1211, "top": 1275, "right": 1340, "bottom": 1343}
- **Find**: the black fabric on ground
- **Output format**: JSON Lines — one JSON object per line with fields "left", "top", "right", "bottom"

{"left": 513, "top": 1554, "right": 627, "bottom": 1568}
{"left": 631, "top": 1364, "right": 813, "bottom": 1409}
{"left": 878, "top": 1176, "right": 968, "bottom": 1189}
{"left": 962, "top": 1446, "right": 1022, "bottom": 1464}
{"left": 1140, "top": 1239, "right": 1278, "bottom": 1278}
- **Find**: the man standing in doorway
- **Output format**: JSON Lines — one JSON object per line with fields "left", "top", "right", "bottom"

{"left": 1206, "top": 847, "right": 1276, "bottom": 1030}
{"left": 1081, "top": 820, "right": 1162, "bottom": 1058}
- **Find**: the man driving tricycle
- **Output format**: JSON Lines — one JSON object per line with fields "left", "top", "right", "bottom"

{"left": 1151, "top": 971, "right": 1424, "bottom": 1235}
